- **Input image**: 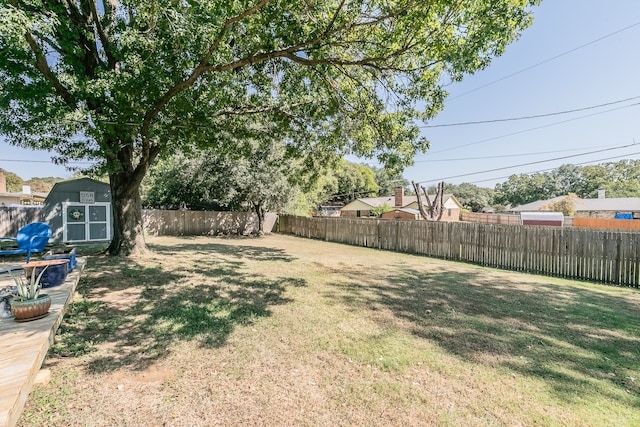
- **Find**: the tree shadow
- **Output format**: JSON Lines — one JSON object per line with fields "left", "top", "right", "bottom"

{"left": 322, "top": 264, "right": 640, "bottom": 406}
{"left": 150, "top": 241, "right": 295, "bottom": 263}
{"left": 51, "top": 241, "right": 303, "bottom": 374}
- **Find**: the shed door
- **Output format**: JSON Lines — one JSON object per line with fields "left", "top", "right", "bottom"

{"left": 63, "top": 202, "right": 112, "bottom": 242}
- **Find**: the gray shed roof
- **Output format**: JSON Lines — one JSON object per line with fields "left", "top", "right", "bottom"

{"left": 44, "top": 177, "right": 110, "bottom": 204}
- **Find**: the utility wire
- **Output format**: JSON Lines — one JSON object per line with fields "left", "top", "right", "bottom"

{"left": 415, "top": 143, "right": 636, "bottom": 184}
{"left": 413, "top": 143, "right": 625, "bottom": 162}
{"left": 0, "top": 158, "right": 93, "bottom": 164}
{"left": 447, "top": 19, "right": 640, "bottom": 101}
{"left": 419, "top": 95, "right": 640, "bottom": 128}
{"left": 468, "top": 152, "right": 640, "bottom": 186}
{"left": 427, "top": 101, "right": 640, "bottom": 155}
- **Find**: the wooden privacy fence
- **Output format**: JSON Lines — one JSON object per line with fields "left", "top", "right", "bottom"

{"left": 0, "top": 207, "right": 43, "bottom": 236}
{"left": 461, "top": 212, "right": 521, "bottom": 225}
{"left": 462, "top": 211, "right": 575, "bottom": 227}
{"left": 0, "top": 207, "right": 275, "bottom": 238}
{"left": 143, "top": 210, "right": 277, "bottom": 236}
{"left": 279, "top": 215, "right": 640, "bottom": 288}
{"left": 573, "top": 217, "right": 640, "bottom": 231}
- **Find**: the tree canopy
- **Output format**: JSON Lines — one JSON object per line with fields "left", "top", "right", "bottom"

{"left": 494, "top": 160, "right": 640, "bottom": 207}
{"left": 427, "top": 182, "right": 495, "bottom": 212}
{"left": 0, "top": 0, "right": 538, "bottom": 255}
{"left": 144, "top": 139, "right": 296, "bottom": 231}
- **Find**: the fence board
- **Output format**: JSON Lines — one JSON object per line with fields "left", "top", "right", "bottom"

{"left": 142, "top": 210, "right": 273, "bottom": 236}
{"left": 574, "top": 217, "right": 640, "bottom": 231}
{"left": 0, "top": 207, "right": 43, "bottom": 236}
{"left": 279, "top": 215, "right": 640, "bottom": 288}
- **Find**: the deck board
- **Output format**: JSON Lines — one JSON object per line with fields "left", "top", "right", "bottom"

{"left": 0, "top": 259, "right": 84, "bottom": 427}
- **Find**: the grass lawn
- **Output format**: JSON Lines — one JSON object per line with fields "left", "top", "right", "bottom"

{"left": 18, "top": 234, "right": 640, "bottom": 426}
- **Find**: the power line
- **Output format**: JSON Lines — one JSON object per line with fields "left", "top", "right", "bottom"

{"left": 412, "top": 143, "right": 625, "bottom": 162}
{"left": 419, "top": 95, "right": 640, "bottom": 128}
{"left": 426, "top": 101, "right": 640, "bottom": 155}
{"left": 415, "top": 143, "right": 636, "bottom": 184}
{"left": 0, "top": 158, "right": 92, "bottom": 164}
{"left": 447, "top": 19, "right": 640, "bottom": 101}
{"left": 468, "top": 152, "right": 640, "bottom": 186}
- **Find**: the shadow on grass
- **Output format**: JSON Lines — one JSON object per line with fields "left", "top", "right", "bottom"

{"left": 149, "top": 239, "right": 294, "bottom": 263}
{"left": 324, "top": 265, "right": 640, "bottom": 405}
{"left": 50, "top": 241, "right": 303, "bottom": 374}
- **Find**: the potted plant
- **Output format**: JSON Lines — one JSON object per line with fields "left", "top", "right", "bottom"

{"left": 8, "top": 266, "right": 52, "bottom": 322}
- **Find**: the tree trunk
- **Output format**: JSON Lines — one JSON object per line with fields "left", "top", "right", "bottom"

{"left": 412, "top": 180, "right": 445, "bottom": 221}
{"left": 253, "top": 201, "right": 265, "bottom": 236}
{"left": 107, "top": 170, "right": 148, "bottom": 256}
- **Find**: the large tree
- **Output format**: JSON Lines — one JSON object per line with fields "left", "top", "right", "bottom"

{"left": 0, "top": 0, "right": 538, "bottom": 255}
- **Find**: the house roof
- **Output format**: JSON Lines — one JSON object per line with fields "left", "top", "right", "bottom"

{"left": 0, "top": 191, "right": 48, "bottom": 199}
{"left": 356, "top": 196, "right": 395, "bottom": 208}
{"left": 394, "top": 208, "right": 421, "bottom": 215}
{"left": 509, "top": 196, "right": 564, "bottom": 212}
{"left": 510, "top": 196, "right": 640, "bottom": 212}
{"left": 342, "top": 194, "right": 459, "bottom": 210}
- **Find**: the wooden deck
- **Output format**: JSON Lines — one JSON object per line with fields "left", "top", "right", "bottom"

{"left": 0, "top": 260, "right": 84, "bottom": 427}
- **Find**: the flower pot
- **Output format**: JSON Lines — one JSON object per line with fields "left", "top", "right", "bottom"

{"left": 22, "top": 259, "right": 69, "bottom": 288}
{"left": 11, "top": 294, "right": 51, "bottom": 321}
{"left": 43, "top": 246, "right": 77, "bottom": 272}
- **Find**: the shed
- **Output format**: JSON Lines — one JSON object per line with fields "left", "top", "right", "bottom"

{"left": 41, "top": 178, "right": 113, "bottom": 244}
{"left": 520, "top": 211, "right": 564, "bottom": 226}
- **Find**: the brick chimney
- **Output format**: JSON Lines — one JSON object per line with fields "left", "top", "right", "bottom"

{"left": 394, "top": 187, "right": 404, "bottom": 207}
{"left": 0, "top": 171, "right": 6, "bottom": 193}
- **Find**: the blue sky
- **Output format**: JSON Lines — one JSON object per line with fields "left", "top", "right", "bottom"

{"left": 2, "top": 0, "right": 640, "bottom": 188}
{"left": 401, "top": 0, "right": 640, "bottom": 188}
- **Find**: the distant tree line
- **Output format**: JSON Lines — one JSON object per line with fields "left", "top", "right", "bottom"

{"left": 494, "top": 160, "right": 640, "bottom": 207}
{"left": 0, "top": 168, "right": 63, "bottom": 193}
{"left": 5, "top": 159, "right": 638, "bottom": 217}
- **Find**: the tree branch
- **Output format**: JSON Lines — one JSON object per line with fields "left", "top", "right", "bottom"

{"left": 20, "top": 27, "right": 75, "bottom": 104}
{"left": 88, "top": 0, "right": 117, "bottom": 69}
{"left": 215, "top": 101, "right": 311, "bottom": 117}
{"left": 140, "top": 0, "right": 275, "bottom": 137}
{"left": 140, "top": 0, "right": 458, "bottom": 144}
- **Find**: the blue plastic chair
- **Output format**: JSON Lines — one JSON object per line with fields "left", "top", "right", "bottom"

{"left": 0, "top": 222, "right": 52, "bottom": 263}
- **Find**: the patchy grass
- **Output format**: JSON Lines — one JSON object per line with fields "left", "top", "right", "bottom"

{"left": 19, "top": 234, "right": 640, "bottom": 426}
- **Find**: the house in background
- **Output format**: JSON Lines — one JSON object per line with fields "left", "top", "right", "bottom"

{"left": 509, "top": 190, "right": 640, "bottom": 219}
{"left": 0, "top": 172, "right": 47, "bottom": 206}
{"left": 340, "top": 187, "right": 462, "bottom": 221}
